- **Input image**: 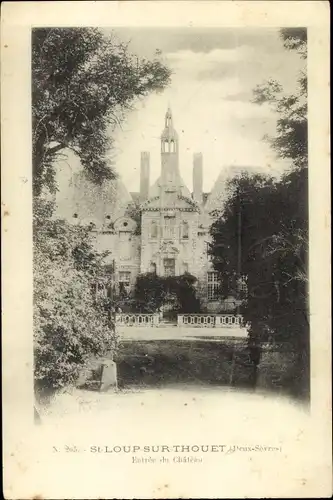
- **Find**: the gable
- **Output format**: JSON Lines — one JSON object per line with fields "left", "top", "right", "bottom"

{"left": 142, "top": 193, "right": 200, "bottom": 213}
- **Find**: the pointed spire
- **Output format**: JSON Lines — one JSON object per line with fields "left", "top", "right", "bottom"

{"left": 165, "top": 105, "right": 173, "bottom": 128}
{"left": 161, "top": 106, "right": 178, "bottom": 141}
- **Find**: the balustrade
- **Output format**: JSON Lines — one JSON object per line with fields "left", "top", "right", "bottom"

{"left": 115, "top": 312, "right": 244, "bottom": 328}
{"left": 215, "top": 315, "right": 243, "bottom": 327}
{"left": 177, "top": 314, "right": 215, "bottom": 327}
{"left": 115, "top": 313, "right": 160, "bottom": 327}
{"left": 177, "top": 314, "right": 243, "bottom": 328}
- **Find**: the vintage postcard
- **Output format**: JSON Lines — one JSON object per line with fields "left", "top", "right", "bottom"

{"left": 1, "top": 1, "right": 331, "bottom": 498}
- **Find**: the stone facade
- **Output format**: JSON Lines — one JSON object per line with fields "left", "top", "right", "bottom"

{"left": 61, "top": 108, "right": 241, "bottom": 313}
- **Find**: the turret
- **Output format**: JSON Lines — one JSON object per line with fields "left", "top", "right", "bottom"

{"left": 160, "top": 107, "right": 180, "bottom": 191}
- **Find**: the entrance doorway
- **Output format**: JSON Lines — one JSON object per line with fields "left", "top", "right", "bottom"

{"left": 163, "top": 258, "right": 175, "bottom": 277}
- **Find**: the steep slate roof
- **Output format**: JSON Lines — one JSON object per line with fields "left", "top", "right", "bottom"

{"left": 130, "top": 192, "right": 140, "bottom": 203}
{"left": 55, "top": 171, "right": 132, "bottom": 226}
{"left": 149, "top": 174, "right": 192, "bottom": 199}
{"left": 204, "top": 165, "right": 262, "bottom": 214}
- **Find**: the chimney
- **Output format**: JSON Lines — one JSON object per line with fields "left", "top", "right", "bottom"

{"left": 193, "top": 153, "right": 203, "bottom": 204}
{"left": 140, "top": 151, "right": 150, "bottom": 201}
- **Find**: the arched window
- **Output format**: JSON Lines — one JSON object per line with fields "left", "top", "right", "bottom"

{"left": 182, "top": 221, "right": 189, "bottom": 239}
{"left": 150, "top": 220, "right": 158, "bottom": 239}
{"left": 170, "top": 140, "right": 176, "bottom": 153}
{"left": 150, "top": 262, "right": 157, "bottom": 273}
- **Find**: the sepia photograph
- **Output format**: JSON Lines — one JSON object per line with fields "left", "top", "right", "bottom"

{"left": 33, "top": 25, "right": 309, "bottom": 414}
{"left": 2, "top": 2, "right": 331, "bottom": 498}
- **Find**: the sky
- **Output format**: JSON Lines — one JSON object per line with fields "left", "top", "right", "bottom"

{"left": 57, "top": 27, "right": 305, "bottom": 196}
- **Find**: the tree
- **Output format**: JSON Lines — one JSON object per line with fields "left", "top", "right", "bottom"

{"left": 133, "top": 272, "right": 200, "bottom": 314}
{"left": 252, "top": 28, "right": 307, "bottom": 170}
{"left": 33, "top": 200, "right": 117, "bottom": 395}
{"left": 209, "top": 29, "right": 309, "bottom": 398}
{"left": 32, "top": 28, "right": 171, "bottom": 395}
{"left": 210, "top": 171, "right": 309, "bottom": 396}
{"left": 32, "top": 28, "right": 171, "bottom": 196}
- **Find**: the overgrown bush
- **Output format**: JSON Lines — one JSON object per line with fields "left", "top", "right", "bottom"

{"left": 133, "top": 272, "right": 201, "bottom": 314}
{"left": 34, "top": 200, "right": 116, "bottom": 394}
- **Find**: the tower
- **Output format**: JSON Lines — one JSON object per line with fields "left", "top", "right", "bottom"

{"left": 160, "top": 107, "right": 180, "bottom": 191}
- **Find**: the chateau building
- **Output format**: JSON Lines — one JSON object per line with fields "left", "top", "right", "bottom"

{"left": 59, "top": 108, "right": 253, "bottom": 312}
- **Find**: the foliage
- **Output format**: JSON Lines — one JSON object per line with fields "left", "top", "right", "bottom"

{"left": 209, "top": 29, "right": 309, "bottom": 397}
{"left": 252, "top": 29, "right": 307, "bottom": 170}
{"left": 34, "top": 200, "right": 117, "bottom": 392}
{"left": 210, "top": 170, "right": 309, "bottom": 396}
{"left": 133, "top": 272, "right": 200, "bottom": 314}
{"left": 32, "top": 28, "right": 171, "bottom": 394}
{"left": 32, "top": 27, "right": 171, "bottom": 196}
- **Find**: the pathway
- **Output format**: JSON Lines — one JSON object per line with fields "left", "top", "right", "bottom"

{"left": 118, "top": 325, "right": 248, "bottom": 341}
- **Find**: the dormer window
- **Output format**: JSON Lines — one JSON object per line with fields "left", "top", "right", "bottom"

{"left": 150, "top": 220, "right": 158, "bottom": 239}
{"left": 182, "top": 221, "right": 189, "bottom": 239}
{"left": 73, "top": 213, "right": 78, "bottom": 219}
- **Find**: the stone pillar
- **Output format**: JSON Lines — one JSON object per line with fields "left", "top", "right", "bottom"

{"left": 193, "top": 153, "right": 203, "bottom": 205}
{"left": 140, "top": 152, "right": 150, "bottom": 201}
{"left": 100, "top": 361, "right": 117, "bottom": 391}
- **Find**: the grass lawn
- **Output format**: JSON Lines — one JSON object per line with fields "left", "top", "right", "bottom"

{"left": 79, "top": 337, "right": 305, "bottom": 399}
{"left": 115, "top": 338, "right": 254, "bottom": 389}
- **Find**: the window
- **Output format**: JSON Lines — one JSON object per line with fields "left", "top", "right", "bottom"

{"left": 164, "top": 258, "right": 175, "bottom": 277}
{"left": 150, "top": 262, "right": 157, "bottom": 273}
{"left": 119, "top": 271, "right": 131, "bottom": 284}
{"left": 207, "top": 271, "right": 219, "bottom": 300}
{"left": 118, "top": 271, "right": 131, "bottom": 298}
{"left": 183, "top": 263, "right": 189, "bottom": 274}
{"left": 119, "top": 271, "right": 131, "bottom": 287}
{"left": 182, "top": 221, "right": 189, "bottom": 239}
{"left": 170, "top": 140, "right": 176, "bottom": 153}
{"left": 163, "top": 216, "right": 176, "bottom": 239}
{"left": 205, "top": 241, "right": 212, "bottom": 262}
{"left": 150, "top": 220, "right": 158, "bottom": 239}
{"left": 238, "top": 275, "right": 248, "bottom": 294}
